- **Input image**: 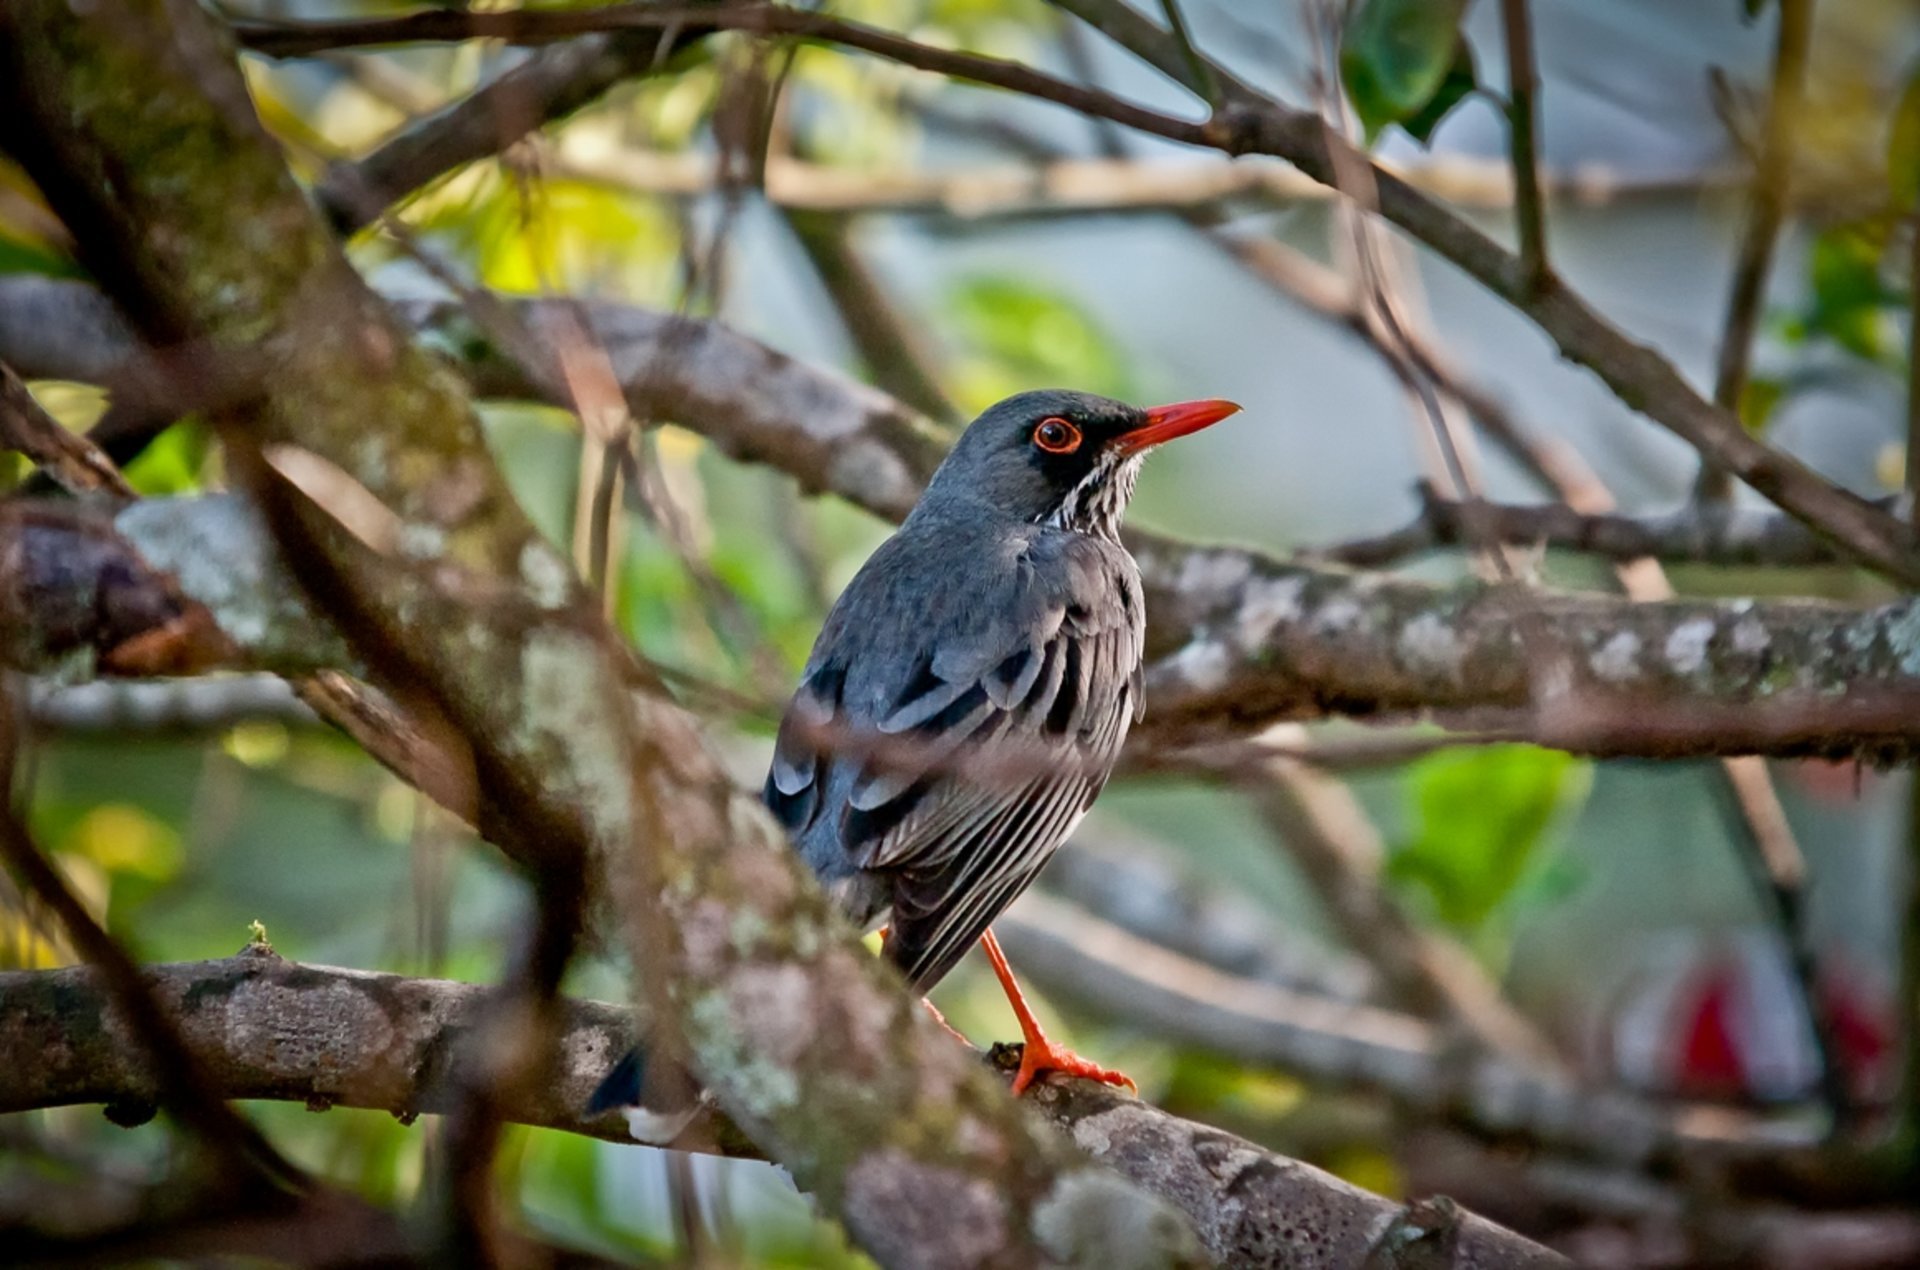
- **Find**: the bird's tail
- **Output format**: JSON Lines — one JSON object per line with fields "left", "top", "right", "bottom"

{"left": 587, "top": 1047, "right": 646, "bottom": 1116}
{"left": 587, "top": 1044, "right": 705, "bottom": 1143}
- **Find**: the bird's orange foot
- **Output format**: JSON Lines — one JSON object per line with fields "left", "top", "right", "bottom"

{"left": 1010, "top": 1033, "right": 1136, "bottom": 1097}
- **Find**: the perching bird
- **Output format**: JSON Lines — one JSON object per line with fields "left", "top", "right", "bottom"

{"left": 593, "top": 388, "right": 1239, "bottom": 1120}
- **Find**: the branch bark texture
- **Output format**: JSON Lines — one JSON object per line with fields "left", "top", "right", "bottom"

{"left": 6, "top": 277, "right": 1920, "bottom": 760}
{"left": 0, "top": 951, "right": 1569, "bottom": 1269}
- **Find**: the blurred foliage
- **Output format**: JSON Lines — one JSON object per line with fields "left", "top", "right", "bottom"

{"left": 8, "top": 0, "right": 1917, "bottom": 1260}
{"left": 945, "top": 275, "right": 1136, "bottom": 411}
{"left": 1340, "top": 0, "right": 1478, "bottom": 143}
{"left": 1387, "top": 746, "right": 1590, "bottom": 955}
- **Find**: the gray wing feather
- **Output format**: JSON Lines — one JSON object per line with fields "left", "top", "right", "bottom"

{"left": 762, "top": 527, "right": 1143, "bottom": 991}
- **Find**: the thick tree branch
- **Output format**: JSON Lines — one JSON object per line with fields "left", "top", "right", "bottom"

{"left": 0, "top": 950, "right": 1569, "bottom": 1268}
{"left": 7, "top": 283, "right": 1920, "bottom": 761}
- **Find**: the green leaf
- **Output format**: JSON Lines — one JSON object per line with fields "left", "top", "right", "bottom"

{"left": 1806, "top": 224, "right": 1896, "bottom": 363}
{"left": 0, "top": 227, "right": 83, "bottom": 279}
{"left": 1737, "top": 376, "right": 1784, "bottom": 435}
{"left": 1888, "top": 63, "right": 1920, "bottom": 211}
{"left": 1398, "top": 39, "right": 1478, "bottom": 146}
{"left": 1340, "top": 0, "right": 1472, "bottom": 140}
{"left": 1388, "top": 745, "right": 1589, "bottom": 935}
{"left": 1743, "top": 0, "right": 1772, "bottom": 19}
{"left": 945, "top": 276, "right": 1133, "bottom": 410}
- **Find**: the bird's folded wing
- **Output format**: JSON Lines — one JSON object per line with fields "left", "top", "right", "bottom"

{"left": 764, "top": 536, "right": 1142, "bottom": 991}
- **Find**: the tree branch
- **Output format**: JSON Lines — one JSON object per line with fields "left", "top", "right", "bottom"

{"left": 1499, "top": 0, "right": 1548, "bottom": 294}
{"left": 316, "top": 28, "right": 715, "bottom": 235}
{"left": 0, "top": 950, "right": 1574, "bottom": 1268}
{"left": 1694, "top": 0, "right": 1812, "bottom": 503}
{"left": 1312, "top": 483, "right": 1858, "bottom": 569}
{"left": 7, "top": 283, "right": 1920, "bottom": 761}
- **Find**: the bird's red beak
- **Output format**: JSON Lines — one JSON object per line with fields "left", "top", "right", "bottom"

{"left": 1115, "top": 398, "right": 1242, "bottom": 453}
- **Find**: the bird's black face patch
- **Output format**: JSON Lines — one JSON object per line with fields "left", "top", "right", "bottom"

{"left": 1016, "top": 399, "right": 1143, "bottom": 488}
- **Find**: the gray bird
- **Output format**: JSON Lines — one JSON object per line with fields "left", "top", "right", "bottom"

{"left": 594, "top": 388, "right": 1238, "bottom": 1116}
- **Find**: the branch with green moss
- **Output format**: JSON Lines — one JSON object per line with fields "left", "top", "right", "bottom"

{"left": 0, "top": 4, "right": 1207, "bottom": 1265}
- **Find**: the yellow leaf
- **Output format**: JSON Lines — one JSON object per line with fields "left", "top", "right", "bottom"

{"left": 63, "top": 805, "right": 182, "bottom": 881}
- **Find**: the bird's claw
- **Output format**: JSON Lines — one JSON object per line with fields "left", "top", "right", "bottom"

{"left": 1010, "top": 1037, "right": 1136, "bottom": 1097}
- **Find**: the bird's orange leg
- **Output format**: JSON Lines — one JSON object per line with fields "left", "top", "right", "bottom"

{"left": 979, "top": 929, "right": 1134, "bottom": 1096}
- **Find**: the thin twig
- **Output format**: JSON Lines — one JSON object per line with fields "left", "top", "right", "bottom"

{"left": 1695, "top": 0, "right": 1812, "bottom": 503}
{"left": 1155, "top": 0, "right": 1218, "bottom": 106}
{"left": 1314, "top": 483, "right": 1858, "bottom": 569}
{"left": 1500, "top": 0, "right": 1548, "bottom": 294}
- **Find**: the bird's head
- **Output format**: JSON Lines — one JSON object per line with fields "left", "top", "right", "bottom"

{"left": 922, "top": 389, "right": 1241, "bottom": 539}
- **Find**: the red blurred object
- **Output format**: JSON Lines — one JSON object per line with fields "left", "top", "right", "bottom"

{"left": 1605, "top": 935, "right": 1893, "bottom": 1105}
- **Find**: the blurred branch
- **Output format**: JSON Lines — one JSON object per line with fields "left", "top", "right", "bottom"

{"left": 1695, "top": 0, "right": 1812, "bottom": 503}
{"left": 781, "top": 208, "right": 959, "bottom": 423}
{"left": 1499, "top": 0, "right": 1548, "bottom": 295}
{"left": 0, "top": 949, "right": 1566, "bottom": 1267}
{"left": 0, "top": 723, "right": 304, "bottom": 1195}
{"left": 25, "top": 674, "right": 315, "bottom": 733}
{"left": 997, "top": 893, "right": 1817, "bottom": 1170}
{"left": 1041, "top": 834, "right": 1379, "bottom": 1003}
{"left": 561, "top": 147, "right": 1723, "bottom": 218}
{"left": 0, "top": 500, "right": 240, "bottom": 678}
{"left": 1313, "top": 482, "right": 1861, "bottom": 569}
{"left": 1251, "top": 760, "right": 1561, "bottom": 1067}
{"left": 317, "top": 28, "right": 716, "bottom": 235}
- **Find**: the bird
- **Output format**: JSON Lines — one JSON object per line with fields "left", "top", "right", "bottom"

{"left": 592, "top": 388, "right": 1239, "bottom": 1123}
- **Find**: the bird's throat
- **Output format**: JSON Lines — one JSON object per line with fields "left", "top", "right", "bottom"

{"left": 1039, "top": 452, "right": 1140, "bottom": 541}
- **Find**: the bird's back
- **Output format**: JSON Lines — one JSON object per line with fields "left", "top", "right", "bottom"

{"left": 763, "top": 499, "right": 1144, "bottom": 991}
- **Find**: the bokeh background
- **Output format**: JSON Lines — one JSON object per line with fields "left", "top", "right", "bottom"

{"left": 6, "top": 0, "right": 1916, "bottom": 1262}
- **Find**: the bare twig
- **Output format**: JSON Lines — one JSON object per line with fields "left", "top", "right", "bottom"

{"left": 316, "top": 28, "right": 717, "bottom": 234}
{"left": 1695, "top": 0, "right": 1813, "bottom": 502}
{"left": 560, "top": 147, "right": 1723, "bottom": 218}
{"left": 1154, "top": 0, "right": 1218, "bottom": 107}
{"left": 1314, "top": 483, "right": 1860, "bottom": 569}
{"left": 1499, "top": 0, "right": 1548, "bottom": 294}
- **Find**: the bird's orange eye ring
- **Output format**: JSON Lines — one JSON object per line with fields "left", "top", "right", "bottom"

{"left": 1032, "top": 417, "right": 1082, "bottom": 454}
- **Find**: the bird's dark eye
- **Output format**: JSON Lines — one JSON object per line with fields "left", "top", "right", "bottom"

{"left": 1032, "top": 417, "right": 1081, "bottom": 454}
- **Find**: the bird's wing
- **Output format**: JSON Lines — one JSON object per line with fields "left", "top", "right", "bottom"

{"left": 763, "top": 531, "right": 1143, "bottom": 991}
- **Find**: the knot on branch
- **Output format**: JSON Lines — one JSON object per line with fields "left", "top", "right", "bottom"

{"left": 1202, "top": 100, "right": 1266, "bottom": 156}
